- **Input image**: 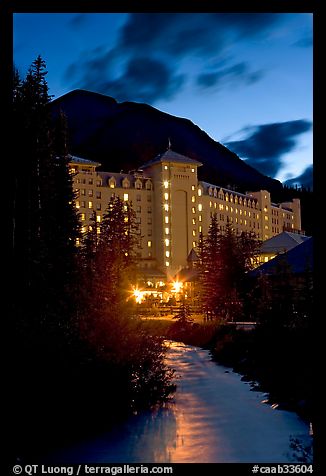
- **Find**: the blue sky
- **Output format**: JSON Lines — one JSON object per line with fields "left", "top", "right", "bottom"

{"left": 13, "top": 13, "right": 313, "bottom": 188}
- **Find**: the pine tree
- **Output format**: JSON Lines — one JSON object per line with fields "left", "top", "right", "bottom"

{"left": 197, "top": 213, "right": 224, "bottom": 318}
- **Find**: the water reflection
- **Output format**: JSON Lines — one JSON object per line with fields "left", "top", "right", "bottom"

{"left": 47, "top": 341, "right": 312, "bottom": 463}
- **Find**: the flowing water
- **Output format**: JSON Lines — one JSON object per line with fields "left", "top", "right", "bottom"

{"left": 46, "top": 341, "right": 312, "bottom": 463}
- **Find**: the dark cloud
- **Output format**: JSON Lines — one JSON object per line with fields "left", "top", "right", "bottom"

{"left": 64, "top": 13, "right": 284, "bottom": 103}
{"left": 196, "top": 62, "right": 264, "bottom": 89}
{"left": 69, "top": 14, "right": 89, "bottom": 28}
{"left": 284, "top": 165, "right": 313, "bottom": 190}
{"left": 294, "top": 36, "right": 313, "bottom": 48}
{"left": 74, "top": 56, "right": 185, "bottom": 103}
{"left": 118, "top": 13, "right": 283, "bottom": 58}
{"left": 225, "top": 120, "right": 312, "bottom": 177}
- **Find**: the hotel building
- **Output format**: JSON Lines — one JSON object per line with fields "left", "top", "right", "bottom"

{"left": 70, "top": 149, "right": 302, "bottom": 279}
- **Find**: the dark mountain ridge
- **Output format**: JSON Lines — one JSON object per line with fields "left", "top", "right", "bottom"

{"left": 51, "top": 89, "right": 283, "bottom": 194}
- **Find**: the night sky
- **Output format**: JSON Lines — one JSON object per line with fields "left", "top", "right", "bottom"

{"left": 14, "top": 12, "right": 313, "bottom": 188}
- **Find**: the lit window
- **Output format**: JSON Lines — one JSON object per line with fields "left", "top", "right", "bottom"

{"left": 192, "top": 241, "right": 196, "bottom": 248}
{"left": 96, "top": 215, "right": 101, "bottom": 223}
{"left": 264, "top": 257, "right": 269, "bottom": 263}
{"left": 123, "top": 193, "right": 129, "bottom": 201}
{"left": 88, "top": 201, "right": 93, "bottom": 208}
{"left": 199, "top": 215, "right": 202, "bottom": 222}
{"left": 123, "top": 205, "right": 128, "bottom": 211}
{"left": 191, "top": 185, "right": 195, "bottom": 191}
{"left": 265, "top": 215, "right": 268, "bottom": 221}
{"left": 198, "top": 189, "right": 202, "bottom": 196}
{"left": 165, "top": 227, "right": 169, "bottom": 235}
{"left": 192, "top": 207, "right": 196, "bottom": 213}
{"left": 192, "top": 196, "right": 196, "bottom": 203}
{"left": 165, "top": 216, "right": 169, "bottom": 223}
{"left": 192, "top": 218, "right": 196, "bottom": 225}
{"left": 165, "top": 251, "right": 170, "bottom": 258}
{"left": 76, "top": 201, "right": 80, "bottom": 209}
{"left": 198, "top": 204, "right": 202, "bottom": 211}
{"left": 164, "top": 192, "right": 169, "bottom": 200}
{"left": 191, "top": 168, "right": 195, "bottom": 172}
{"left": 210, "top": 201, "right": 212, "bottom": 208}
{"left": 164, "top": 165, "right": 168, "bottom": 170}
{"left": 226, "top": 205, "right": 229, "bottom": 211}
{"left": 165, "top": 239, "right": 170, "bottom": 246}
{"left": 80, "top": 213, "right": 85, "bottom": 221}
{"left": 199, "top": 225, "right": 202, "bottom": 233}
{"left": 164, "top": 181, "right": 169, "bottom": 189}
{"left": 165, "top": 261, "right": 170, "bottom": 267}
{"left": 147, "top": 240, "right": 152, "bottom": 248}
{"left": 164, "top": 204, "right": 169, "bottom": 211}
{"left": 192, "top": 230, "right": 196, "bottom": 236}
{"left": 214, "top": 203, "right": 217, "bottom": 209}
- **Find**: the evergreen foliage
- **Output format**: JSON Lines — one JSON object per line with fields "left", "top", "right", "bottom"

{"left": 197, "top": 214, "right": 261, "bottom": 321}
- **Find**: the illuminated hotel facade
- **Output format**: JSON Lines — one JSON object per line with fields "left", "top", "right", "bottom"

{"left": 70, "top": 149, "right": 302, "bottom": 279}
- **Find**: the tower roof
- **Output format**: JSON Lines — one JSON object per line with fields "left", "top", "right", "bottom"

{"left": 141, "top": 149, "right": 202, "bottom": 169}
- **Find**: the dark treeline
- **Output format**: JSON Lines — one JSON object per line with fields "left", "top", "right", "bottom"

{"left": 10, "top": 57, "right": 174, "bottom": 462}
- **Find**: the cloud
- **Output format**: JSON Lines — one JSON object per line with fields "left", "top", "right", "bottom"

{"left": 68, "top": 14, "right": 89, "bottom": 28}
{"left": 64, "top": 13, "right": 284, "bottom": 103}
{"left": 284, "top": 165, "right": 313, "bottom": 190}
{"left": 71, "top": 55, "right": 185, "bottom": 103}
{"left": 196, "top": 62, "right": 264, "bottom": 90}
{"left": 224, "top": 120, "right": 312, "bottom": 177}
{"left": 293, "top": 36, "right": 313, "bottom": 48}
{"left": 118, "top": 13, "right": 283, "bottom": 58}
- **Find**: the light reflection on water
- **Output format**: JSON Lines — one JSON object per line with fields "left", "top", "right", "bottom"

{"left": 46, "top": 341, "right": 312, "bottom": 463}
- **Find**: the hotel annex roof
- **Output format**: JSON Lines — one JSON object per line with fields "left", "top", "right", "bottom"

{"left": 259, "top": 231, "right": 310, "bottom": 255}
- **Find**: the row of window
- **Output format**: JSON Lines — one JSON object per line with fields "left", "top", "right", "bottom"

{"left": 75, "top": 177, "right": 101, "bottom": 186}
{"left": 207, "top": 188, "right": 258, "bottom": 208}
{"left": 108, "top": 176, "right": 153, "bottom": 190}
{"left": 76, "top": 201, "right": 101, "bottom": 210}
{"left": 76, "top": 189, "right": 102, "bottom": 198}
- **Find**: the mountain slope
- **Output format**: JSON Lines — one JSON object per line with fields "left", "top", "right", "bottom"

{"left": 50, "top": 89, "right": 282, "bottom": 193}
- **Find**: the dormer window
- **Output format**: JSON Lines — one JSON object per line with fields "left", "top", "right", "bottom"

{"left": 145, "top": 180, "right": 152, "bottom": 190}
{"left": 108, "top": 177, "right": 116, "bottom": 188}
{"left": 135, "top": 179, "right": 142, "bottom": 189}
{"left": 122, "top": 177, "right": 130, "bottom": 188}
